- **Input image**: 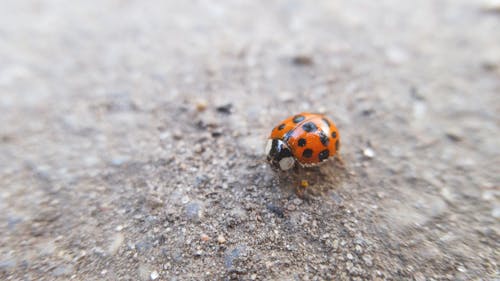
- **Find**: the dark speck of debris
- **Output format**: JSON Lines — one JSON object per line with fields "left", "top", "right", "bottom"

{"left": 216, "top": 103, "right": 233, "bottom": 114}
{"left": 482, "top": 3, "right": 500, "bottom": 14}
{"left": 361, "top": 109, "right": 375, "bottom": 116}
{"left": 292, "top": 55, "right": 314, "bottom": 66}
{"left": 1, "top": 135, "right": 14, "bottom": 143}
{"left": 266, "top": 203, "right": 285, "bottom": 218}
{"left": 445, "top": 128, "right": 463, "bottom": 142}
{"left": 481, "top": 60, "right": 498, "bottom": 72}
{"left": 196, "top": 120, "right": 205, "bottom": 130}
{"left": 410, "top": 86, "right": 425, "bottom": 101}
{"left": 445, "top": 132, "right": 462, "bottom": 142}
{"left": 211, "top": 131, "right": 222, "bottom": 138}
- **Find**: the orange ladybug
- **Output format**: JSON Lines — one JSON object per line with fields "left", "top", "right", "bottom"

{"left": 266, "top": 113, "right": 340, "bottom": 171}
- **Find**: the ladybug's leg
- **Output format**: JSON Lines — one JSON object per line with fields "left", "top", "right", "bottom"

{"left": 333, "top": 153, "right": 354, "bottom": 180}
{"left": 335, "top": 154, "right": 346, "bottom": 169}
{"left": 295, "top": 184, "right": 306, "bottom": 199}
{"left": 293, "top": 164, "right": 309, "bottom": 199}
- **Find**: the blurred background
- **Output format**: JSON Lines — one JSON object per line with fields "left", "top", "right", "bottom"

{"left": 1, "top": 0, "right": 499, "bottom": 280}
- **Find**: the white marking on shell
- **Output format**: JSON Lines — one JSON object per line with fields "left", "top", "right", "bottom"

{"left": 265, "top": 139, "right": 273, "bottom": 156}
{"left": 279, "top": 157, "right": 295, "bottom": 171}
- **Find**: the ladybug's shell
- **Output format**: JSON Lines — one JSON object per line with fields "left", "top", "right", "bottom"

{"left": 270, "top": 113, "right": 340, "bottom": 165}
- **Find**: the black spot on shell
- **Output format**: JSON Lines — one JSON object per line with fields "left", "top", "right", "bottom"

{"left": 319, "top": 131, "right": 329, "bottom": 146}
{"left": 302, "top": 122, "right": 317, "bottom": 132}
{"left": 319, "top": 149, "right": 329, "bottom": 161}
{"left": 302, "top": 149, "right": 313, "bottom": 158}
{"left": 335, "top": 139, "right": 339, "bottom": 151}
{"left": 298, "top": 138, "right": 306, "bottom": 147}
{"left": 322, "top": 118, "right": 331, "bottom": 127}
{"left": 293, "top": 115, "right": 305, "bottom": 123}
{"left": 331, "top": 131, "right": 337, "bottom": 138}
{"left": 277, "top": 124, "right": 285, "bottom": 130}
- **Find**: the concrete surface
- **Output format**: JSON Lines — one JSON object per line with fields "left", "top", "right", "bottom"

{"left": 0, "top": 0, "right": 499, "bottom": 280}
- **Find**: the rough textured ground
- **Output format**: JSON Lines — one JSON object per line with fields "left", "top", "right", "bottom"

{"left": 1, "top": 0, "right": 499, "bottom": 280}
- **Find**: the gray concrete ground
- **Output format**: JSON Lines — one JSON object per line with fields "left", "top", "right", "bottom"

{"left": 1, "top": 0, "right": 499, "bottom": 280}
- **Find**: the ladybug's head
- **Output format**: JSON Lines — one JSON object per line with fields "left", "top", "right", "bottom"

{"left": 265, "top": 139, "right": 295, "bottom": 171}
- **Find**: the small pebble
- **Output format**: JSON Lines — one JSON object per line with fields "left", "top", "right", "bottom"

{"left": 346, "top": 261, "right": 354, "bottom": 270}
{"left": 107, "top": 233, "right": 124, "bottom": 255}
{"left": 159, "top": 131, "right": 171, "bottom": 140}
{"left": 185, "top": 202, "right": 202, "bottom": 221}
{"left": 363, "top": 147, "right": 375, "bottom": 158}
{"left": 200, "top": 233, "right": 210, "bottom": 242}
{"left": 413, "top": 100, "right": 427, "bottom": 119}
{"left": 292, "top": 55, "right": 314, "bottom": 66}
{"left": 445, "top": 129, "right": 462, "bottom": 142}
{"left": 385, "top": 46, "right": 409, "bottom": 65}
{"left": 363, "top": 255, "right": 373, "bottom": 267}
{"left": 147, "top": 197, "right": 164, "bottom": 209}
{"left": 0, "top": 259, "right": 16, "bottom": 271}
{"left": 332, "top": 239, "right": 339, "bottom": 250}
{"left": 492, "top": 206, "right": 500, "bottom": 218}
{"left": 330, "top": 192, "right": 343, "bottom": 205}
{"left": 150, "top": 270, "right": 159, "bottom": 280}
{"left": 196, "top": 100, "right": 207, "bottom": 112}
{"left": 52, "top": 264, "right": 74, "bottom": 277}
{"left": 355, "top": 245, "right": 363, "bottom": 254}
{"left": 135, "top": 240, "right": 153, "bottom": 253}
{"left": 217, "top": 234, "right": 226, "bottom": 244}
{"left": 194, "top": 144, "right": 204, "bottom": 154}
{"left": 413, "top": 272, "right": 425, "bottom": 281}
{"left": 441, "top": 187, "right": 457, "bottom": 203}
{"left": 172, "top": 131, "right": 183, "bottom": 140}
{"left": 483, "top": 0, "right": 500, "bottom": 13}
{"left": 111, "top": 156, "right": 129, "bottom": 166}
{"left": 224, "top": 245, "right": 247, "bottom": 269}
{"left": 278, "top": 92, "right": 294, "bottom": 102}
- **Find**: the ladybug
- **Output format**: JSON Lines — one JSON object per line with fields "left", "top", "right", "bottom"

{"left": 266, "top": 113, "right": 340, "bottom": 171}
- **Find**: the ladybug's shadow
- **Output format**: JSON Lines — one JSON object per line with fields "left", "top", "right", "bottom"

{"left": 277, "top": 157, "right": 349, "bottom": 199}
